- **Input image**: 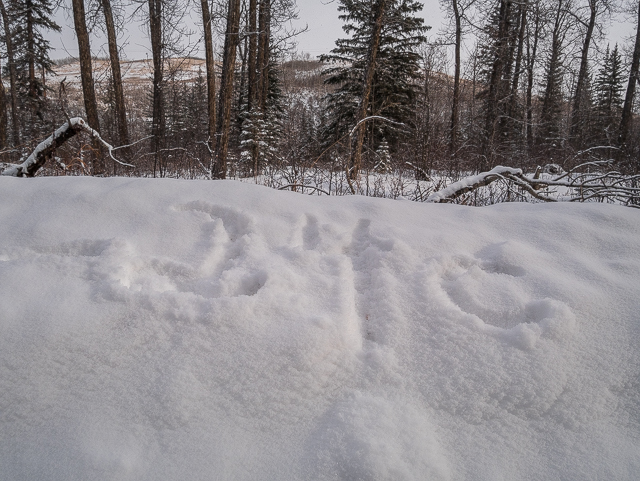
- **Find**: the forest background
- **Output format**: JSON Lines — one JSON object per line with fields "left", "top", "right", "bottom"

{"left": 1, "top": 0, "right": 640, "bottom": 205}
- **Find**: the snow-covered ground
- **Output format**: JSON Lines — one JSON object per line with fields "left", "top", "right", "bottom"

{"left": 1, "top": 177, "right": 639, "bottom": 480}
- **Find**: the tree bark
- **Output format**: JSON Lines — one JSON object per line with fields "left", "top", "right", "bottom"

{"left": 213, "top": 0, "right": 242, "bottom": 179}
{"left": 101, "top": 0, "right": 129, "bottom": 147}
{"left": 350, "top": 0, "right": 387, "bottom": 180}
{"left": 525, "top": 3, "right": 541, "bottom": 153}
{"left": 200, "top": 0, "right": 217, "bottom": 161}
{"left": 449, "top": 0, "right": 462, "bottom": 156}
{"left": 148, "top": 0, "right": 165, "bottom": 177}
{"left": 570, "top": 0, "right": 597, "bottom": 145}
{"left": 508, "top": 2, "right": 527, "bottom": 129}
{"left": 539, "top": 0, "right": 566, "bottom": 147}
{"left": 256, "top": 0, "right": 271, "bottom": 112}
{"left": 619, "top": 0, "right": 640, "bottom": 149}
{"left": 248, "top": 0, "right": 258, "bottom": 112}
{"left": 484, "top": 0, "right": 512, "bottom": 163}
{"left": 27, "top": 2, "right": 35, "bottom": 99}
{"left": 72, "top": 0, "right": 103, "bottom": 175}
{"left": 0, "top": 0, "right": 20, "bottom": 146}
{"left": 0, "top": 76, "right": 7, "bottom": 149}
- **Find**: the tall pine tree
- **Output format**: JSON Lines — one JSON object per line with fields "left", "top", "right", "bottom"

{"left": 593, "top": 44, "right": 624, "bottom": 145}
{"left": 240, "top": 40, "right": 284, "bottom": 176}
{"left": 9, "top": 0, "right": 60, "bottom": 136}
{"left": 477, "top": 0, "right": 521, "bottom": 166}
{"left": 320, "top": 0, "right": 427, "bottom": 157}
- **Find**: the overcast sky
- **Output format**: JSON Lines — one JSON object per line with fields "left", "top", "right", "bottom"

{"left": 50, "top": 0, "right": 444, "bottom": 60}
{"left": 49, "top": 0, "right": 632, "bottom": 62}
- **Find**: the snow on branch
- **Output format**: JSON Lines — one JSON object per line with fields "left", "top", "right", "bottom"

{"left": 426, "top": 166, "right": 554, "bottom": 203}
{"left": 1, "top": 118, "right": 133, "bottom": 177}
{"left": 348, "top": 116, "right": 408, "bottom": 138}
{"left": 427, "top": 164, "right": 639, "bottom": 207}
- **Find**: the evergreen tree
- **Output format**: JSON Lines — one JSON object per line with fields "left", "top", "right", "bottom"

{"left": 595, "top": 45, "right": 624, "bottom": 110}
{"left": 537, "top": 0, "right": 569, "bottom": 156}
{"left": 320, "top": 0, "right": 427, "bottom": 154}
{"left": 9, "top": 0, "right": 60, "bottom": 134}
{"left": 476, "top": 0, "right": 522, "bottom": 164}
{"left": 374, "top": 138, "right": 391, "bottom": 172}
{"left": 240, "top": 48, "right": 283, "bottom": 175}
{"left": 592, "top": 44, "right": 624, "bottom": 145}
{"left": 570, "top": 63, "right": 594, "bottom": 149}
{"left": 240, "top": 108, "right": 281, "bottom": 174}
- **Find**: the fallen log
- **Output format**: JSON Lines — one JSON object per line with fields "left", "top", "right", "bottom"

{"left": 1, "top": 117, "right": 132, "bottom": 177}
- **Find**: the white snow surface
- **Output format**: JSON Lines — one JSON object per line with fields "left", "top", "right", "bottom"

{"left": 1, "top": 177, "right": 639, "bottom": 480}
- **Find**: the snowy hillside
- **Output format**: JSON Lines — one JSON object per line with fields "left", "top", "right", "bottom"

{"left": 1, "top": 177, "right": 639, "bottom": 480}
{"left": 50, "top": 57, "right": 208, "bottom": 85}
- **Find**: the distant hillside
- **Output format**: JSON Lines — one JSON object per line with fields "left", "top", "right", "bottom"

{"left": 49, "top": 57, "right": 327, "bottom": 93}
{"left": 50, "top": 57, "right": 209, "bottom": 86}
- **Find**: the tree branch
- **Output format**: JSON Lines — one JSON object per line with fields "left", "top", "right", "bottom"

{"left": 1, "top": 118, "right": 134, "bottom": 177}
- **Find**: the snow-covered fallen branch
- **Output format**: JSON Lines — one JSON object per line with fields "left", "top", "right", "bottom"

{"left": 0, "top": 118, "right": 134, "bottom": 177}
{"left": 426, "top": 166, "right": 555, "bottom": 203}
{"left": 427, "top": 164, "right": 639, "bottom": 207}
{"left": 278, "top": 184, "right": 331, "bottom": 196}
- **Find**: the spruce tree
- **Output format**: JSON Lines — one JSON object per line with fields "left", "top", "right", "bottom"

{"left": 593, "top": 45, "right": 624, "bottom": 146}
{"left": 476, "top": 0, "right": 522, "bottom": 164}
{"left": 240, "top": 48, "right": 283, "bottom": 176}
{"left": 537, "top": 0, "right": 569, "bottom": 157}
{"left": 572, "top": 66, "right": 594, "bottom": 149}
{"left": 374, "top": 138, "right": 391, "bottom": 172}
{"left": 9, "top": 0, "right": 60, "bottom": 135}
{"left": 595, "top": 47, "right": 623, "bottom": 116}
{"left": 320, "top": 0, "right": 427, "bottom": 155}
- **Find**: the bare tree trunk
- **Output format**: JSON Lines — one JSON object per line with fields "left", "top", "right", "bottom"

{"left": 350, "top": 0, "right": 387, "bottom": 180}
{"left": 213, "top": 0, "right": 241, "bottom": 179}
{"left": 539, "top": 0, "right": 567, "bottom": 148}
{"left": 526, "top": 3, "right": 541, "bottom": 154}
{"left": 248, "top": 0, "right": 258, "bottom": 112}
{"left": 484, "top": 0, "right": 513, "bottom": 166}
{"left": 570, "top": 0, "right": 597, "bottom": 145}
{"left": 0, "top": 77, "right": 7, "bottom": 149}
{"left": 237, "top": 36, "right": 247, "bottom": 116}
{"left": 619, "top": 0, "right": 640, "bottom": 150}
{"left": 449, "top": 0, "right": 462, "bottom": 157}
{"left": 0, "top": 0, "right": 20, "bottom": 146}
{"left": 508, "top": 2, "right": 527, "bottom": 126}
{"left": 72, "top": 0, "right": 103, "bottom": 175}
{"left": 421, "top": 50, "right": 432, "bottom": 175}
{"left": 27, "top": 3, "right": 35, "bottom": 100}
{"left": 101, "top": 0, "right": 129, "bottom": 147}
{"left": 256, "top": 0, "right": 271, "bottom": 112}
{"left": 200, "top": 0, "right": 217, "bottom": 162}
{"left": 148, "top": 0, "right": 164, "bottom": 177}
{"left": 249, "top": 0, "right": 271, "bottom": 174}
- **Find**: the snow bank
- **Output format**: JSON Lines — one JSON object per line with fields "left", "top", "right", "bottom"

{"left": 0, "top": 177, "right": 639, "bottom": 480}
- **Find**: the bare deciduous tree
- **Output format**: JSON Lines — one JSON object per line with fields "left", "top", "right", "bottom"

{"left": 199, "top": 0, "right": 217, "bottom": 164}
{"left": 72, "top": 0, "right": 103, "bottom": 174}
{"left": 619, "top": 0, "right": 640, "bottom": 152}
{"left": 100, "top": 0, "right": 129, "bottom": 147}
{"left": 213, "top": 0, "right": 242, "bottom": 179}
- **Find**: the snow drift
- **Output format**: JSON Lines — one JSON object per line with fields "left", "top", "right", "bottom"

{"left": 0, "top": 177, "right": 639, "bottom": 480}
